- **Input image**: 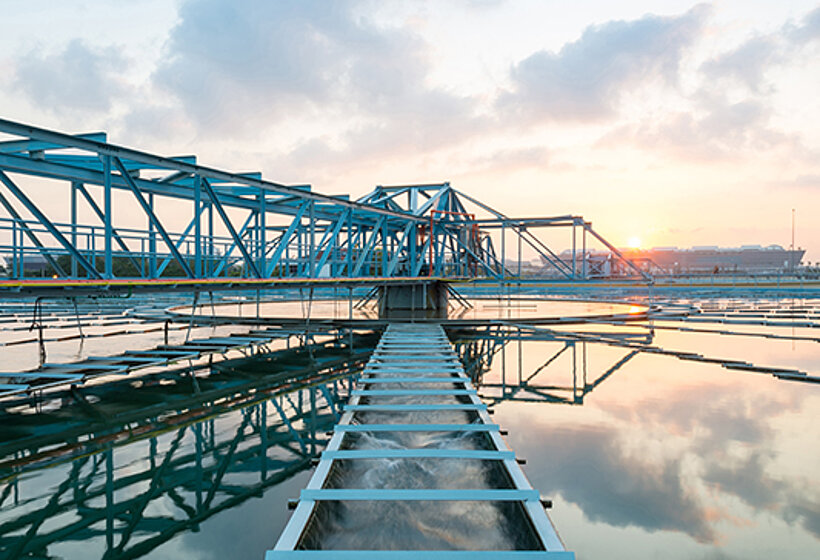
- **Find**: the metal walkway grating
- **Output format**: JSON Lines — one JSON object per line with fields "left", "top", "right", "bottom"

{"left": 268, "top": 323, "right": 574, "bottom": 558}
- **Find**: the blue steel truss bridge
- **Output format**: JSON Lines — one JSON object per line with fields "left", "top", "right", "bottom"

{"left": 0, "top": 119, "right": 649, "bottom": 298}
{"left": 2, "top": 119, "right": 818, "bottom": 559}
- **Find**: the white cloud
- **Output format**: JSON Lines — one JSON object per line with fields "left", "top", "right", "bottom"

{"left": 151, "top": 0, "right": 479, "bottom": 139}
{"left": 13, "top": 39, "right": 128, "bottom": 115}
{"left": 497, "top": 5, "right": 710, "bottom": 122}
{"left": 701, "top": 35, "right": 782, "bottom": 93}
{"left": 785, "top": 5, "right": 820, "bottom": 44}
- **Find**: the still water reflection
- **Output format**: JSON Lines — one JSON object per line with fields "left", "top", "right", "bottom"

{"left": 1, "top": 301, "right": 819, "bottom": 559}
{"left": 454, "top": 323, "right": 820, "bottom": 559}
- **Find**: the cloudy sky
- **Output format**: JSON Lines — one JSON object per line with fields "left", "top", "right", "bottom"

{"left": 1, "top": 0, "right": 819, "bottom": 260}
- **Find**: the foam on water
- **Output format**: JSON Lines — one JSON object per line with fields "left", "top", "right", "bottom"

{"left": 298, "top": 337, "right": 540, "bottom": 550}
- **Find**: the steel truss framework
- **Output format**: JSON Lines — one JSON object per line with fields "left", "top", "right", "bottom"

{"left": 0, "top": 119, "right": 648, "bottom": 291}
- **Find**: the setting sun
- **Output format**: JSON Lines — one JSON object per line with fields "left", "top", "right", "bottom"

{"left": 627, "top": 237, "right": 641, "bottom": 249}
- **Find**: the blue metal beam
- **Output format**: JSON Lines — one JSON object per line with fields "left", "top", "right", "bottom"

{"left": 0, "top": 118, "right": 423, "bottom": 222}
{"left": 0, "top": 170, "right": 99, "bottom": 277}
{"left": 200, "top": 177, "right": 262, "bottom": 278}
{"left": 0, "top": 189, "right": 66, "bottom": 276}
{"left": 265, "top": 202, "right": 310, "bottom": 276}
{"left": 73, "top": 182, "right": 142, "bottom": 274}
{"left": 111, "top": 157, "right": 194, "bottom": 278}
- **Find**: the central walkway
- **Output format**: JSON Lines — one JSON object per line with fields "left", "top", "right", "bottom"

{"left": 268, "top": 323, "right": 573, "bottom": 558}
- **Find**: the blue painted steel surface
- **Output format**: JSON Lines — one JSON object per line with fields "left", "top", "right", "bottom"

{"left": 343, "top": 403, "right": 487, "bottom": 411}
{"left": 354, "top": 376, "right": 471, "bottom": 382}
{"left": 351, "top": 389, "right": 476, "bottom": 396}
{"left": 320, "top": 449, "right": 516, "bottom": 460}
{"left": 267, "top": 552, "right": 576, "bottom": 559}
{"left": 269, "top": 323, "right": 573, "bottom": 557}
{"left": 334, "top": 423, "right": 500, "bottom": 432}
{"left": 0, "top": 118, "right": 649, "bottom": 292}
{"left": 300, "top": 488, "right": 539, "bottom": 501}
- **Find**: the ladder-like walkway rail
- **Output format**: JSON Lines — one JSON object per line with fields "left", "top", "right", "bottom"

{"left": 269, "top": 323, "right": 573, "bottom": 558}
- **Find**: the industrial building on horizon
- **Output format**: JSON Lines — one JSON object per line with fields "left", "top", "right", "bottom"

{"left": 621, "top": 244, "right": 805, "bottom": 274}
{"left": 551, "top": 244, "right": 807, "bottom": 276}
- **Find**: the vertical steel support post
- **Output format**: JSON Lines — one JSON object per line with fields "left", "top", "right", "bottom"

{"left": 258, "top": 193, "right": 266, "bottom": 276}
{"left": 194, "top": 175, "right": 202, "bottom": 277}
{"left": 582, "top": 341, "right": 587, "bottom": 389}
{"left": 501, "top": 223, "right": 506, "bottom": 280}
{"left": 582, "top": 223, "right": 587, "bottom": 280}
{"left": 381, "top": 219, "right": 388, "bottom": 276}
{"left": 148, "top": 193, "right": 157, "bottom": 278}
{"left": 572, "top": 220, "right": 576, "bottom": 279}
{"left": 71, "top": 182, "right": 78, "bottom": 277}
{"left": 409, "top": 222, "right": 416, "bottom": 278}
{"left": 428, "top": 216, "right": 434, "bottom": 276}
{"left": 518, "top": 326, "right": 523, "bottom": 385}
{"left": 501, "top": 332, "right": 507, "bottom": 394}
{"left": 103, "top": 155, "right": 113, "bottom": 278}
{"left": 309, "top": 201, "right": 315, "bottom": 278}
{"left": 517, "top": 226, "right": 522, "bottom": 279}
{"left": 11, "top": 218, "right": 17, "bottom": 277}
{"left": 346, "top": 211, "right": 353, "bottom": 277}
{"left": 207, "top": 202, "right": 214, "bottom": 276}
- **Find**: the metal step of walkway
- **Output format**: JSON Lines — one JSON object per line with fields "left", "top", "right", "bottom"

{"left": 269, "top": 323, "right": 573, "bottom": 558}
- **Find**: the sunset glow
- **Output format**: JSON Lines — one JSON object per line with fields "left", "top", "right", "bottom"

{"left": 0, "top": 1, "right": 817, "bottom": 261}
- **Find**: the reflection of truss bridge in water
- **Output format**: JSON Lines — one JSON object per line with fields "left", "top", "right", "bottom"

{"left": 452, "top": 307, "right": 820, "bottom": 405}
{"left": 453, "top": 325, "right": 652, "bottom": 406}
{"left": 0, "top": 333, "right": 377, "bottom": 559}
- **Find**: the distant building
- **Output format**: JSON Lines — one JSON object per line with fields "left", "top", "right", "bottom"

{"left": 547, "top": 245, "right": 806, "bottom": 276}
{"left": 0, "top": 254, "right": 50, "bottom": 276}
{"left": 621, "top": 245, "right": 805, "bottom": 274}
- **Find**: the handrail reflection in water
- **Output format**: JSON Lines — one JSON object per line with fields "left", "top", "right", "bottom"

{"left": 0, "top": 332, "right": 378, "bottom": 559}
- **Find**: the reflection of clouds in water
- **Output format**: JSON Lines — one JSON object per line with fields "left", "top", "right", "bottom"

{"left": 648, "top": 382, "right": 820, "bottom": 540}
{"left": 519, "top": 426, "right": 716, "bottom": 543}
{"left": 597, "top": 383, "right": 802, "bottom": 444}
{"left": 705, "top": 451, "right": 820, "bottom": 540}
{"left": 503, "top": 376, "right": 819, "bottom": 544}
{"left": 703, "top": 451, "right": 784, "bottom": 510}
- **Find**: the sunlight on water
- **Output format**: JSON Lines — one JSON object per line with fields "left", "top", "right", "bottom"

{"left": 0, "top": 298, "right": 818, "bottom": 558}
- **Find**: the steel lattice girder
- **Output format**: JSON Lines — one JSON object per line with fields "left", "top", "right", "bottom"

{"left": 0, "top": 118, "right": 651, "bottom": 286}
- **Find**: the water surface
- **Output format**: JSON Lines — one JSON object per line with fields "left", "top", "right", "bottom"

{"left": 1, "top": 299, "right": 818, "bottom": 559}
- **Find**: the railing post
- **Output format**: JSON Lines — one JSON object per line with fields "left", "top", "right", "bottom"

{"left": 103, "top": 155, "right": 112, "bottom": 279}
{"left": 194, "top": 175, "right": 202, "bottom": 278}
{"left": 71, "top": 182, "right": 79, "bottom": 277}
{"left": 149, "top": 192, "right": 157, "bottom": 278}
{"left": 258, "top": 192, "right": 266, "bottom": 276}
{"left": 309, "top": 200, "right": 315, "bottom": 278}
